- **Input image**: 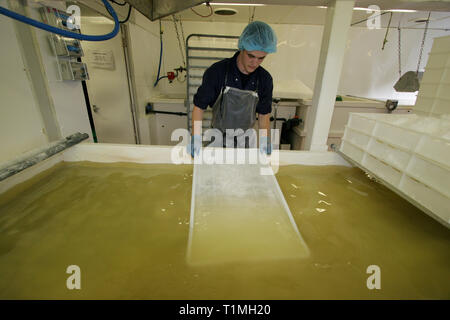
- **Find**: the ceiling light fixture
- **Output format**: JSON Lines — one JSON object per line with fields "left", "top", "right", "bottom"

{"left": 353, "top": 7, "right": 417, "bottom": 13}
{"left": 319, "top": 6, "right": 417, "bottom": 13}
{"left": 387, "top": 9, "right": 418, "bottom": 13}
{"left": 207, "top": 2, "right": 266, "bottom": 6}
{"left": 214, "top": 8, "right": 238, "bottom": 15}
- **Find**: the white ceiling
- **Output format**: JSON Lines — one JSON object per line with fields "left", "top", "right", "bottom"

{"left": 78, "top": 0, "right": 450, "bottom": 30}
{"left": 204, "top": 0, "right": 450, "bottom": 12}
{"left": 163, "top": 2, "right": 450, "bottom": 30}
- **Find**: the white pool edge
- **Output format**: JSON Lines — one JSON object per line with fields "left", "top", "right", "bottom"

{"left": 0, "top": 142, "right": 350, "bottom": 195}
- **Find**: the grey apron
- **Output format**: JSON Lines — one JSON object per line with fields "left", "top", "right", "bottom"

{"left": 211, "top": 62, "right": 259, "bottom": 148}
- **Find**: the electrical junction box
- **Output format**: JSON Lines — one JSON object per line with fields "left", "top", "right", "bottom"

{"left": 39, "top": 5, "right": 89, "bottom": 81}
{"left": 30, "top": 1, "right": 66, "bottom": 11}
{"left": 48, "top": 34, "right": 84, "bottom": 58}
{"left": 39, "top": 5, "right": 79, "bottom": 31}
{"left": 58, "top": 60, "right": 89, "bottom": 81}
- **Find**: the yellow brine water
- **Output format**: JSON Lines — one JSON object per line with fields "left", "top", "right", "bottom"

{"left": 0, "top": 162, "right": 448, "bottom": 299}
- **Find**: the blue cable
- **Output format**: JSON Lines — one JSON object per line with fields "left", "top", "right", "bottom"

{"left": 0, "top": 0, "right": 119, "bottom": 41}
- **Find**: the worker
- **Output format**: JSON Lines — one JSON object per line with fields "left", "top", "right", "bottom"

{"left": 188, "top": 21, "right": 277, "bottom": 157}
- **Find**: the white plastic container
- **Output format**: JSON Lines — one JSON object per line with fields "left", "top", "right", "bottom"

{"left": 367, "top": 138, "right": 411, "bottom": 171}
{"left": 346, "top": 113, "right": 376, "bottom": 135}
{"left": 340, "top": 35, "right": 450, "bottom": 228}
{"left": 401, "top": 175, "right": 450, "bottom": 225}
{"left": 340, "top": 112, "right": 450, "bottom": 228}
{"left": 339, "top": 139, "right": 365, "bottom": 163}
{"left": 414, "top": 35, "right": 450, "bottom": 117}
{"left": 406, "top": 155, "right": 450, "bottom": 198}
{"left": 342, "top": 126, "right": 371, "bottom": 150}
{"left": 372, "top": 121, "right": 422, "bottom": 151}
{"left": 416, "top": 135, "right": 450, "bottom": 167}
{"left": 363, "top": 153, "right": 403, "bottom": 186}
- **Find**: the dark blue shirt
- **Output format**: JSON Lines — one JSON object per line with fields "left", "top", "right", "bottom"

{"left": 193, "top": 51, "right": 273, "bottom": 115}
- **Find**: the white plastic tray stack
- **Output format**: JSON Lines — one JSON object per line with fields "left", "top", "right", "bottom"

{"left": 414, "top": 35, "right": 450, "bottom": 117}
{"left": 340, "top": 113, "right": 449, "bottom": 227}
{"left": 339, "top": 35, "right": 450, "bottom": 228}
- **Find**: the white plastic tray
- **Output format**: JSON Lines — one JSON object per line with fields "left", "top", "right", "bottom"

{"left": 187, "top": 159, "right": 310, "bottom": 266}
{"left": 340, "top": 112, "right": 450, "bottom": 228}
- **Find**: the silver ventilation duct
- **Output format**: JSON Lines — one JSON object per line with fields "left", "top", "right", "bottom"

{"left": 124, "top": 0, "right": 205, "bottom": 21}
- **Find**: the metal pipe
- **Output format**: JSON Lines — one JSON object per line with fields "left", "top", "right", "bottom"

{"left": 148, "top": 110, "right": 187, "bottom": 116}
{"left": 0, "top": 133, "right": 89, "bottom": 182}
{"left": 187, "top": 47, "right": 237, "bottom": 52}
{"left": 121, "top": 24, "right": 141, "bottom": 144}
{"left": 146, "top": 103, "right": 187, "bottom": 116}
{"left": 188, "top": 56, "right": 228, "bottom": 60}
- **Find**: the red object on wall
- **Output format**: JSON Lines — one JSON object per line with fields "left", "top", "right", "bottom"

{"left": 167, "top": 72, "right": 175, "bottom": 81}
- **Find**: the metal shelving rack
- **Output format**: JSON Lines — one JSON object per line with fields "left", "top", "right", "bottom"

{"left": 185, "top": 34, "right": 239, "bottom": 133}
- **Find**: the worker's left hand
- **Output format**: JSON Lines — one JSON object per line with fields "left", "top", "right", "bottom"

{"left": 259, "top": 136, "right": 272, "bottom": 155}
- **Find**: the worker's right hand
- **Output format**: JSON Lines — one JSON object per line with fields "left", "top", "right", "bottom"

{"left": 187, "top": 134, "right": 202, "bottom": 158}
{"left": 259, "top": 136, "right": 272, "bottom": 155}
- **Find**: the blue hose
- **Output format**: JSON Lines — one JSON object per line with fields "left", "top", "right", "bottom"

{"left": 0, "top": 0, "right": 119, "bottom": 41}
{"left": 153, "top": 36, "right": 164, "bottom": 87}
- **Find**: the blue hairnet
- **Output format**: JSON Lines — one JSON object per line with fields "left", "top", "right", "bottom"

{"left": 238, "top": 21, "right": 277, "bottom": 53}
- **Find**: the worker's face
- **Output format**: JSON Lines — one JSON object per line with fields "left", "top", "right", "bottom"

{"left": 240, "top": 50, "right": 267, "bottom": 74}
